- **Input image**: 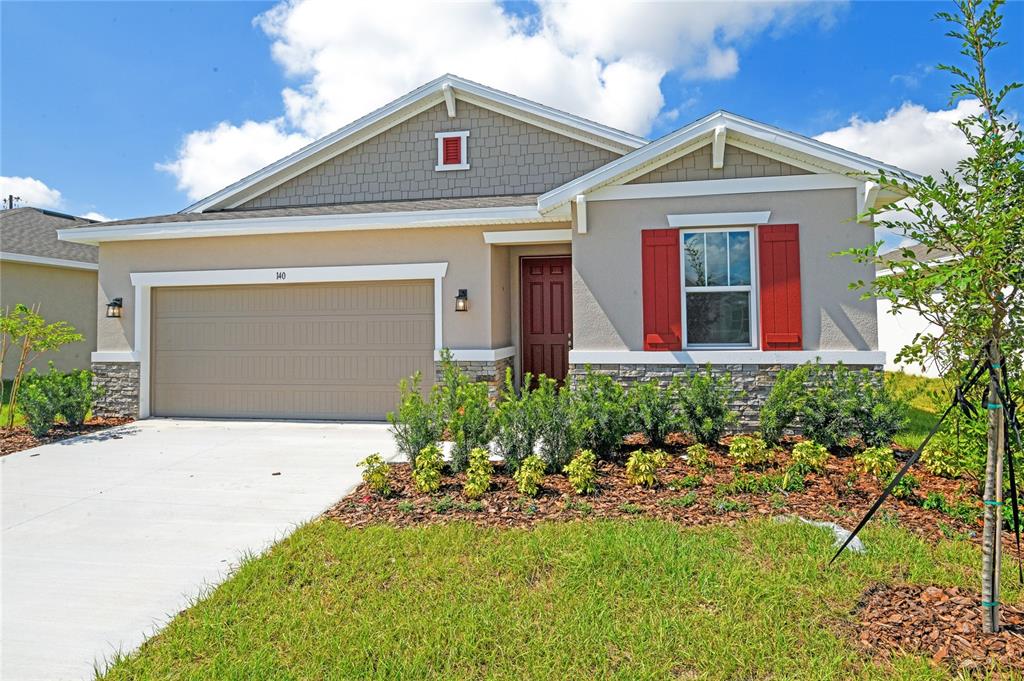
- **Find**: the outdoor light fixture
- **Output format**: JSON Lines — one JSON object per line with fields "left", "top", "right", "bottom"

{"left": 454, "top": 289, "right": 469, "bottom": 312}
{"left": 106, "top": 297, "right": 123, "bottom": 318}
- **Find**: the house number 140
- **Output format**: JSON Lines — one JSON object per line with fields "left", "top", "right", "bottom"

{"left": 276, "top": 271, "right": 287, "bottom": 280}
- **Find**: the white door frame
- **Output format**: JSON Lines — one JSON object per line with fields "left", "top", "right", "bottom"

{"left": 128, "top": 262, "right": 448, "bottom": 418}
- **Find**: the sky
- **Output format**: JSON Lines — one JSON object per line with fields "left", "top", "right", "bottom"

{"left": 2, "top": 0, "right": 1021, "bottom": 228}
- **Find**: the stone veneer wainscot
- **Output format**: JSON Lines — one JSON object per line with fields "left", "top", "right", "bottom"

{"left": 437, "top": 357, "right": 515, "bottom": 400}
{"left": 91, "top": 361, "right": 140, "bottom": 418}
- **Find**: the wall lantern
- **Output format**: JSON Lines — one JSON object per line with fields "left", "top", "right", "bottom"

{"left": 106, "top": 297, "right": 123, "bottom": 318}
{"left": 454, "top": 289, "right": 469, "bottom": 312}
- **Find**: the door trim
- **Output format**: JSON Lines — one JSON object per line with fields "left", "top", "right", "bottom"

{"left": 128, "top": 262, "right": 448, "bottom": 418}
{"left": 519, "top": 255, "right": 572, "bottom": 382}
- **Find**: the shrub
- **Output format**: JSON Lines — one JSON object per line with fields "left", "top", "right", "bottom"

{"left": 463, "top": 447, "right": 493, "bottom": 499}
{"left": 660, "top": 491, "right": 698, "bottom": 508}
{"left": 891, "top": 473, "right": 920, "bottom": 501}
{"left": 387, "top": 373, "right": 442, "bottom": 466}
{"left": 536, "top": 377, "right": 591, "bottom": 472}
{"left": 728, "top": 435, "right": 772, "bottom": 467}
{"left": 672, "top": 366, "right": 738, "bottom": 445}
{"left": 573, "top": 368, "right": 630, "bottom": 460}
{"left": 625, "top": 449, "right": 668, "bottom": 488}
{"left": 667, "top": 474, "right": 702, "bottom": 491}
{"left": 923, "top": 491, "right": 947, "bottom": 511}
{"left": 790, "top": 441, "right": 830, "bottom": 472}
{"left": 434, "top": 349, "right": 468, "bottom": 424}
{"left": 760, "top": 364, "right": 811, "bottom": 445}
{"left": 854, "top": 446, "right": 897, "bottom": 481}
{"left": 800, "top": 363, "right": 907, "bottom": 449}
{"left": 412, "top": 444, "right": 445, "bottom": 494}
{"left": 358, "top": 453, "right": 391, "bottom": 497}
{"left": 448, "top": 380, "right": 492, "bottom": 473}
{"left": 713, "top": 497, "right": 750, "bottom": 514}
{"left": 920, "top": 440, "right": 964, "bottom": 478}
{"left": 564, "top": 449, "right": 597, "bottom": 495}
{"left": 627, "top": 380, "right": 677, "bottom": 445}
{"left": 513, "top": 455, "right": 546, "bottom": 497}
{"left": 51, "top": 367, "right": 101, "bottom": 427}
{"left": 491, "top": 370, "right": 543, "bottom": 472}
{"left": 17, "top": 370, "right": 58, "bottom": 437}
{"left": 685, "top": 443, "right": 712, "bottom": 470}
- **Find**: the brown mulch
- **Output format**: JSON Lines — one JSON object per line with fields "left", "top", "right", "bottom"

{"left": 324, "top": 435, "right": 1010, "bottom": 550}
{"left": 0, "top": 418, "right": 135, "bottom": 456}
{"left": 853, "top": 583, "right": 1024, "bottom": 673}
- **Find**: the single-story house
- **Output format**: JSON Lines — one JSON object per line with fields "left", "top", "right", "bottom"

{"left": 1, "top": 207, "right": 98, "bottom": 379}
{"left": 59, "top": 75, "right": 914, "bottom": 424}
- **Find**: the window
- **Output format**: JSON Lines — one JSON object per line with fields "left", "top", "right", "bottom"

{"left": 435, "top": 131, "right": 469, "bottom": 171}
{"left": 681, "top": 228, "right": 755, "bottom": 347}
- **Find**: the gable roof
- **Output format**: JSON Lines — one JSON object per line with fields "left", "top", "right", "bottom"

{"left": 1, "top": 207, "right": 98, "bottom": 268}
{"left": 538, "top": 110, "right": 922, "bottom": 212}
{"left": 183, "top": 74, "right": 648, "bottom": 214}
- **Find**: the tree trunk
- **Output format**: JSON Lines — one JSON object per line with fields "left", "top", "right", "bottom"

{"left": 981, "top": 342, "right": 1005, "bottom": 633}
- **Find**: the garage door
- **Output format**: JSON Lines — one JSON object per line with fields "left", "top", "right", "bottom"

{"left": 151, "top": 281, "right": 434, "bottom": 420}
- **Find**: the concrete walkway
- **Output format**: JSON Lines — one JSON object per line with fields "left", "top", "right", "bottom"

{"left": 1, "top": 419, "right": 396, "bottom": 680}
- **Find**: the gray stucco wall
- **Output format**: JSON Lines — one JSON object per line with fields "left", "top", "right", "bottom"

{"left": 628, "top": 144, "right": 809, "bottom": 184}
{"left": 240, "top": 101, "right": 621, "bottom": 208}
{"left": 572, "top": 188, "right": 877, "bottom": 352}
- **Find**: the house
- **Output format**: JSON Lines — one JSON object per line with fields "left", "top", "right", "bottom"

{"left": 59, "top": 75, "right": 914, "bottom": 425}
{"left": 1, "top": 207, "right": 98, "bottom": 378}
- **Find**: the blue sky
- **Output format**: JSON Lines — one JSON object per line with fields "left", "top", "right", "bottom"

{"left": 2, "top": 1, "right": 1021, "bottom": 221}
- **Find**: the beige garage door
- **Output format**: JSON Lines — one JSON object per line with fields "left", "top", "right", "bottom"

{"left": 151, "top": 281, "right": 434, "bottom": 420}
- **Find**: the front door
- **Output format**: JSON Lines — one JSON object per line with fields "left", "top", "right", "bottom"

{"left": 520, "top": 256, "right": 572, "bottom": 382}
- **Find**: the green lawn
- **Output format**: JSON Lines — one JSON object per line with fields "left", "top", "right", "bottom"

{"left": 100, "top": 518, "right": 1021, "bottom": 680}
{"left": 886, "top": 371, "right": 946, "bottom": 450}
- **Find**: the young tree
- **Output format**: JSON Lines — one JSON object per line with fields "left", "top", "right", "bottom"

{"left": 1, "top": 304, "right": 84, "bottom": 429}
{"left": 847, "top": 0, "right": 1022, "bottom": 632}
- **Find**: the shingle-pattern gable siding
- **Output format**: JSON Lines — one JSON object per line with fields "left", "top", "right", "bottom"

{"left": 627, "top": 144, "right": 810, "bottom": 184}
{"left": 239, "top": 101, "right": 620, "bottom": 209}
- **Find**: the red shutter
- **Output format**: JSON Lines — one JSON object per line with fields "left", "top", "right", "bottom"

{"left": 442, "top": 136, "right": 462, "bottom": 165}
{"left": 758, "top": 224, "right": 803, "bottom": 350}
{"left": 641, "top": 229, "right": 682, "bottom": 350}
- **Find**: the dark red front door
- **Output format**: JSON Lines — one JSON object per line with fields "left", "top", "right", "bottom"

{"left": 521, "top": 256, "right": 572, "bottom": 381}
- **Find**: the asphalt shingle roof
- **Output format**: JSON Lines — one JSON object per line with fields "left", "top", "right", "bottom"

{"left": 0, "top": 208, "right": 98, "bottom": 263}
{"left": 877, "top": 243, "right": 956, "bottom": 270}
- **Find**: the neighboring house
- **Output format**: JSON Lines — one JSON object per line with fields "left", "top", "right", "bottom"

{"left": 59, "top": 75, "right": 915, "bottom": 425}
{"left": 1, "top": 207, "right": 98, "bottom": 379}
{"left": 876, "top": 243, "right": 956, "bottom": 378}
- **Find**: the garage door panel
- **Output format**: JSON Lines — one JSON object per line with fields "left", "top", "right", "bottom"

{"left": 151, "top": 281, "right": 434, "bottom": 420}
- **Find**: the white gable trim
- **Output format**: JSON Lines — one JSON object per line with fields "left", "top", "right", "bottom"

{"left": 587, "top": 173, "right": 863, "bottom": 202}
{"left": 184, "top": 74, "right": 646, "bottom": 214}
{"left": 482, "top": 229, "right": 572, "bottom": 245}
{"left": 0, "top": 252, "right": 98, "bottom": 271}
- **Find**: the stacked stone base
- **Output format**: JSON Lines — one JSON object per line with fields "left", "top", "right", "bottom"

{"left": 91, "top": 361, "right": 140, "bottom": 418}
{"left": 570, "top": 362, "right": 882, "bottom": 431}
{"left": 436, "top": 356, "right": 514, "bottom": 399}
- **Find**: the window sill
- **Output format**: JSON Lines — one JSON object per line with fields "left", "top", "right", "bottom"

{"left": 435, "top": 163, "right": 470, "bottom": 171}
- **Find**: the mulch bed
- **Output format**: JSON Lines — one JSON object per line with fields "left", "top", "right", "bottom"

{"left": 324, "top": 435, "right": 1012, "bottom": 550}
{"left": 853, "top": 583, "right": 1024, "bottom": 673}
{"left": 0, "top": 418, "right": 134, "bottom": 456}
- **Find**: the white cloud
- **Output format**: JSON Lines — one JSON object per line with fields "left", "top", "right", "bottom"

{"left": 159, "top": 0, "right": 839, "bottom": 202}
{"left": 0, "top": 176, "right": 63, "bottom": 209}
{"left": 81, "top": 211, "right": 113, "bottom": 222}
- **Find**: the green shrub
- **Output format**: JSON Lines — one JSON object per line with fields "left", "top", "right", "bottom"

{"left": 491, "top": 369, "right": 543, "bottom": 472}
{"left": 387, "top": 373, "right": 442, "bottom": 466}
{"left": 627, "top": 380, "right": 677, "bottom": 445}
{"left": 564, "top": 449, "right": 597, "bottom": 495}
{"left": 728, "top": 435, "right": 772, "bottom": 467}
{"left": 713, "top": 497, "right": 750, "bottom": 514}
{"left": 564, "top": 499, "right": 593, "bottom": 514}
{"left": 396, "top": 500, "right": 415, "bottom": 513}
{"left": 17, "top": 370, "right": 58, "bottom": 437}
{"left": 715, "top": 471, "right": 802, "bottom": 496}
{"left": 800, "top": 363, "right": 907, "bottom": 449}
{"left": 625, "top": 449, "right": 668, "bottom": 488}
{"left": 671, "top": 366, "right": 738, "bottom": 445}
{"left": 923, "top": 491, "right": 947, "bottom": 511}
{"left": 853, "top": 446, "right": 897, "bottom": 481}
{"left": 412, "top": 444, "right": 445, "bottom": 494}
{"left": 463, "top": 447, "right": 493, "bottom": 499}
{"left": 431, "top": 495, "right": 455, "bottom": 514}
{"left": 573, "top": 368, "right": 630, "bottom": 460}
{"left": 514, "top": 455, "right": 546, "bottom": 497}
{"left": 920, "top": 440, "right": 964, "bottom": 478}
{"left": 891, "top": 473, "right": 920, "bottom": 501}
{"left": 448, "top": 380, "right": 492, "bottom": 473}
{"left": 434, "top": 349, "right": 468, "bottom": 423}
{"left": 760, "top": 364, "right": 811, "bottom": 445}
{"left": 685, "top": 443, "right": 712, "bottom": 470}
{"left": 41, "top": 365, "right": 101, "bottom": 427}
{"left": 358, "top": 453, "right": 392, "bottom": 497}
{"left": 790, "top": 441, "right": 830, "bottom": 471}
{"left": 536, "top": 377, "right": 591, "bottom": 472}
{"left": 660, "top": 492, "right": 698, "bottom": 508}
{"left": 667, "top": 474, "right": 702, "bottom": 491}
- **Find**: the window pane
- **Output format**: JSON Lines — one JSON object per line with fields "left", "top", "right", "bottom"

{"left": 728, "top": 231, "right": 751, "bottom": 286}
{"left": 705, "top": 232, "right": 728, "bottom": 286}
{"left": 683, "top": 233, "right": 705, "bottom": 286}
{"left": 685, "top": 291, "right": 750, "bottom": 345}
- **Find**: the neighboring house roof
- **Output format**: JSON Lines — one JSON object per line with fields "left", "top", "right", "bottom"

{"left": 183, "top": 74, "right": 648, "bottom": 214}
{"left": 1, "top": 207, "right": 98, "bottom": 269}
{"left": 877, "top": 243, "right": 957, "bottom": 271}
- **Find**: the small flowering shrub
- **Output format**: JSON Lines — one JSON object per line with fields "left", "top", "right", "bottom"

{"left": 626, "top": 449, "right": 668, "bottom": 488}
{"left": 564, "top": 449, "right": 597, "bottom": 495}
{"left": 728, "top": 435, "right": 772, "bottom": 467}
{"left": 412, "top": 444, "right": 445, "bottom": 493}
{"left": 790, "top": 441, "right": 830, "bottom": 472}
{"left": 685, "top": 443, "right": 711, "bottom": 470}
{"left": 854, "top": 446, "right": 897, "bottom": 481}
{"left": 514, "top": 455, "right": 546, "bottom": 497}
{"left": 358, "top": 453, "right": 391, "bottom": 497}
{"left": 463, "top": 447, "right": 493, "bottom": 499}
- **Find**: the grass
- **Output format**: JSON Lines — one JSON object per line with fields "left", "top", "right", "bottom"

{"left": 887, "top": 371, "right": 946, "bottom": 450}
{"left": 1, "top": 379, "right": 24, "bottom": 427}
{"left": 98, "top": 518, "right": 1023, "bottom": 680}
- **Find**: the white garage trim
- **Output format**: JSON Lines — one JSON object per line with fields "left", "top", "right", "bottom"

{"left": 127, "top": 262, "right": 448, "bottom": 418}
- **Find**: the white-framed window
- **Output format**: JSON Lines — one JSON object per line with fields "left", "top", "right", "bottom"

{"left": 680, "top": 226, "right": 757, "bottom": 348}
{"left": 435, "top": 131, "right": 469, "bottom": 171}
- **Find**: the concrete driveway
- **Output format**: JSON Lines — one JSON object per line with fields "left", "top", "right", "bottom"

{"left": 1, "top": 419, "right": 396, "bottom": 680}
